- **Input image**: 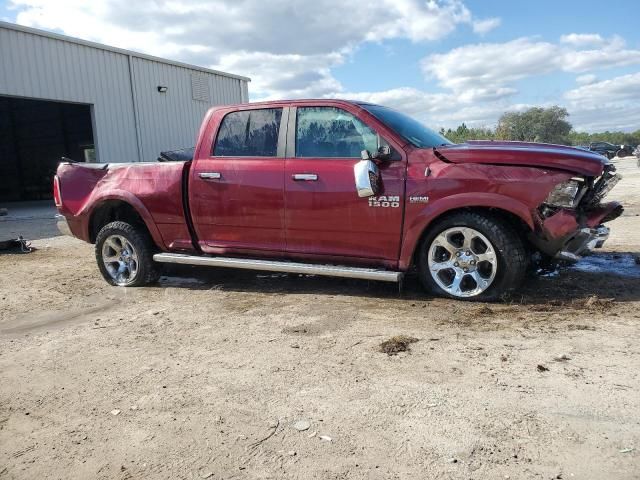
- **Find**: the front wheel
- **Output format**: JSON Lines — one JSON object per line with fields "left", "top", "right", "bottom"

{"left": 418, "top": 212, "right": 528, "bottom": 301}
{"left": 95, "top": 221, "right": 160, "bottom": 286}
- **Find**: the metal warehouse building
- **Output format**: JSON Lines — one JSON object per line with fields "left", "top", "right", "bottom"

{"left": 0, "top": 21, "right": 249, "bottom": 202}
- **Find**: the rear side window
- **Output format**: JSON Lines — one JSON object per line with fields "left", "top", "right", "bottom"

{"left": 296, "top": 107, "right": 378, "bottom": 158}
{"left": 213, "top": 108, "right": 282, "bottom": 157}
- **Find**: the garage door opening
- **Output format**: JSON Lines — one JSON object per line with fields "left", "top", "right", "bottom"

{"left": 0, "top": 96, "right": 95, "bottom": 202}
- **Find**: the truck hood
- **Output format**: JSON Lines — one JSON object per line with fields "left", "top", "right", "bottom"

{"left": 434, "top": 141, "right": 606, "bottom": 176}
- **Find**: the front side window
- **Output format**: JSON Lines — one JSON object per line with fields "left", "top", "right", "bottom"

{"left": 296, "top": 107, "right": 378, "bottom": 158}
{"left": 213, "top": 108, "right": 282, "bottom": 157}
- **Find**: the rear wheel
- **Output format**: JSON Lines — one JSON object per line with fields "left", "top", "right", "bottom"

{"left": 418, "top": 212, "right": 528, "bottom": 301}
{"left": 95, "top": 221, "right": 160, "bottom": 286}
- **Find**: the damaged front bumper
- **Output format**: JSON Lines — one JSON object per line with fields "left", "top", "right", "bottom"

{"left": 555, "top": 225, "right": 610, "bottom": 261}
{"left": 530, "top": 201, "right": 623, "bottom": 263}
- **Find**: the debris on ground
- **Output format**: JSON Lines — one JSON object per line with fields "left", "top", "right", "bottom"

{"left": 292, "top": 420, "right": 310, "bottom": 431}
{"left": 110, "top": 409, "right": 121, "bottom": 416}
{"left": 580, "top": 295, "right": 615, "bottom": 311}
{"left": 554, "top": 354, "right": 571, "bottom": 362}
{"left": 319, "top": 435, "right": 332, "bottom": 442}
{"left": 0, "top": 236, "right": 33, "bottom": 253}
{"left": 249, "top": 419, "right": 280, "bottom": 447}
{"left": 378, "top": 335, "right": 419, "bottom": 355}
{"left": 536, "top": 364, "right": 549, "bottom": 372}
{"left": 619, "top": 447, "right": 634, "bottom": 454}
{"left": 476, "top": 305, "right": 494, "bottom": 316}
{"left": 529, "top": 295, "right": 615, "bottom": 313}
{"left": 568, "top": 324, "right": 596, "bottom": 331}
{"left": 286, "top": 450, "right": 296, "bottom": 456}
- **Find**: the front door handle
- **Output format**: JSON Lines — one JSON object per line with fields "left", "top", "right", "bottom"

{"left": 292, "top": 173, "right": 318, "bottom": 181}
{"left": 199, "top": 172, "right": 222, "bottom": 180}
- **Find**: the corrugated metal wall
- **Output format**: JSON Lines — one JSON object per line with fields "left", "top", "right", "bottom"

{"left": 0, "top": 26, "right": 139, "bottom": 163}
{"left": 0, "top": 22, "right": 249, "bottom": 163}
{"left": 130, "top": 57, "right": 248, "bottom": 161}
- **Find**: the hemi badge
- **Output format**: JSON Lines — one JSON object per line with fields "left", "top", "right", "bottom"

{"left": 409, "top": 196, "right": 429, "bottom": 204}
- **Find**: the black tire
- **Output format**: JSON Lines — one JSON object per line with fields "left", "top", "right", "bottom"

{"left": 95, "top": 221, "right": 160, "bottom": 287}
{"left": 417, "top": 211, "right": 528, "bottom": 301}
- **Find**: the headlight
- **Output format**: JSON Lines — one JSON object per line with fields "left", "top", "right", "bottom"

{"left": 544, "top": 180, "right": 581, "bottom": 208}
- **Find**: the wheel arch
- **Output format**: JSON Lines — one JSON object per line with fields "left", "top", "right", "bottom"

{"left": 399, "top": 196, "right": 534, "bottom": 270}
{"left": 87, "top": 194, "right": 163, "bottom": 248}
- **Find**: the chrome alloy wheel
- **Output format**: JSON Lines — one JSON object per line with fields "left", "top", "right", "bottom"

{"left": 427, "top": 227, "right": 498, "bottom": 298}
{"left": 101, "top": 234, "right": 139, "bottom": 286}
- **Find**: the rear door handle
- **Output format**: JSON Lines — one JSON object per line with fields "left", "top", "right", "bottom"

{"left": 292, "top": 173, "right": 318, "bottom": 181}
{"left": 199, "top": 172, "right": 221, "bottom": 180}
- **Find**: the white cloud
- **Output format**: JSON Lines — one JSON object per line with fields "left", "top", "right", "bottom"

{"left": 422, "top": 38, "right": 557, "bottom": 92}
{"left": 560, "top": 73, "right": 640, "bottom": 131}
{"left": 333, "top": 87, "right": 525, "bottom": 128}
{"left": 560, "top": 33, "right": 605, "bottom": 47}
{"left": 216, "top": 52, "right": 344, "bottom": 99}
{"left": 472, "top": 17, "right": 500, "bottom": 35}
{"left": 422, "top": 35, "right": 640, "bottom": 93}
{"left": 565, "top": 72, "right": 640, "bottom": 104}
{"left": 576, "top": 74, "right": 597, "bottom": 85}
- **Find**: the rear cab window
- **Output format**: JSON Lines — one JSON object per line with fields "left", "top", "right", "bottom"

{"left": 213, "top": 108, "right": 282, "bottom": 157}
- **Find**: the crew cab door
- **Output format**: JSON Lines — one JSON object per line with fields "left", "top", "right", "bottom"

{"left": 284, "top": 105, "right": 405, "bottom": 264}
{"left": 189, "top": 106, "right": 287, "bottom": 254}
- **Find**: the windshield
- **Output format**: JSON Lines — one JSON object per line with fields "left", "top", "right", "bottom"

{"left": 360, "top": 104, "right": 452, "bottom": 148}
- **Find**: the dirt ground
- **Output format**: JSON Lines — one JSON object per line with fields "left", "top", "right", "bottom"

{"left": 1, "top": 159, "right": 639, "bottom": 479}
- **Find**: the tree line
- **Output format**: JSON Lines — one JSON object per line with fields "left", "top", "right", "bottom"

{"left": 439, "top": 106, "right": 640, "bottom": 146}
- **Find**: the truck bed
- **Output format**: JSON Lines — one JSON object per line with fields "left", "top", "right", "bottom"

{"left": 56, "top": 161, "right": 191, "bottom": 250}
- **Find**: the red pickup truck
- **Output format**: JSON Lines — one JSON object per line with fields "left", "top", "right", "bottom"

{"left": 54, "top": 99, "right": 622, "bottom": 300}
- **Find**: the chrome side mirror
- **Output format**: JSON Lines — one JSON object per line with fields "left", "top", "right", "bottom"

{"left": 361, "top": 149, "right": 372, "bottom": 160}
{"left": 354, "top": 158, "right": 381, "bottom": 197}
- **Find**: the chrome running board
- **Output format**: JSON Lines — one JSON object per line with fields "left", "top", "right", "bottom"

{"left": 153, "top": 253, "right": 402, "bottom": 282}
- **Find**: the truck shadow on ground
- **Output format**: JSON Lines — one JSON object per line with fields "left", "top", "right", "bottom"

{"left": 157, "top": 251, "right": 640, "bottom": 306}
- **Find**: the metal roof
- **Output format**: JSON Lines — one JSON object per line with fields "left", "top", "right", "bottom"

{"left": 0, "top": 20, "right": 251, "bottom": 82}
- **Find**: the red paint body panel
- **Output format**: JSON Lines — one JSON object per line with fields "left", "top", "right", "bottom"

{"left": 55, "top": 99, "right": 617, "bottom": 274}
{"left": 585, "top": 201, "right": 622, "bottom": 228}
{"left": 284, "top": 157, "right": 404, "bottom": 262}
{"left": 55, "top": 161, "right": 188, "bottom": 250}
{"left": 190, "top": 156, "right": 286, "bottom": 252}
{"left": 541, "top": 210, "right": 580, "bottom": 239}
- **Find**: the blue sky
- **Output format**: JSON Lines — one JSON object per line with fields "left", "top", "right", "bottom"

{"left": 335, "top": 1, "right": 639, "bottom": 95}
{"left": 2, "top": 0, "right": 639, "bottom": 131}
